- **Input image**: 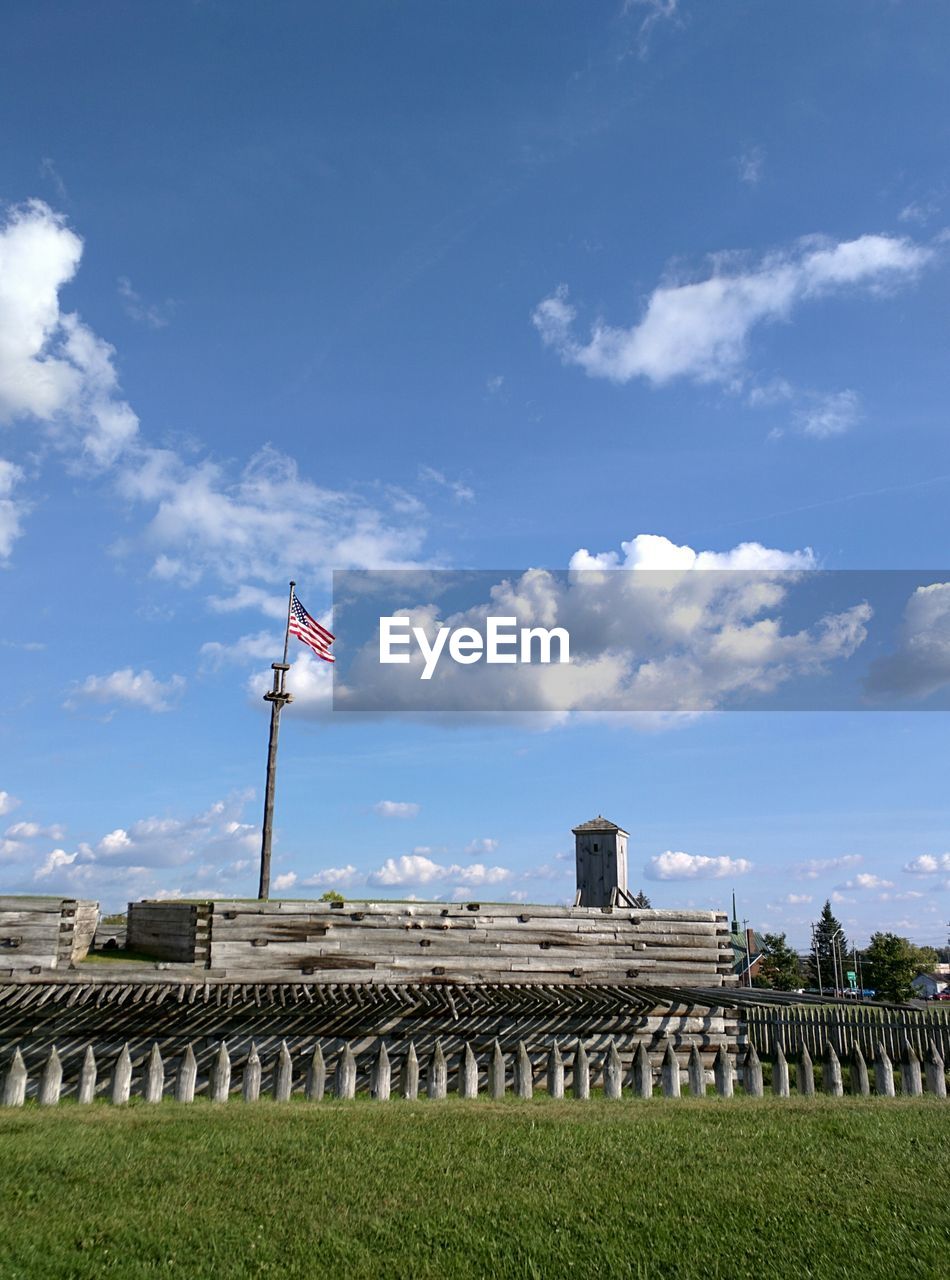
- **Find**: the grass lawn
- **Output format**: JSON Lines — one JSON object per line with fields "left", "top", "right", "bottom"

{"left": 2, "top": 1097, "right": 948, "bottom": 1279}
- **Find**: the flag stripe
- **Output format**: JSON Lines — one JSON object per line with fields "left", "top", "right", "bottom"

{"left": 289, "top": 590, "right": 335, "bottom": 664}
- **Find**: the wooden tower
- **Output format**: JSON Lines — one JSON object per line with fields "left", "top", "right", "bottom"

{"left": 572, "top": 815, "right": 630, "bottom": 908}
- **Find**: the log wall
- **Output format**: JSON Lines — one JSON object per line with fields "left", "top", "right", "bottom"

{"left": 0, "top": 897, "right": 98, "bottom": 973}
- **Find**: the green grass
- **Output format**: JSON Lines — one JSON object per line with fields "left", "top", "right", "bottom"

{"left": 1, "top": 1098, "right": 947, "bottom": 1280}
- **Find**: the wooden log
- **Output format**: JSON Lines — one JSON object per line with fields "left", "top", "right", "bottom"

{"left": 427, "top": 1041, "right": 447, "bottom": 1101}
{"left": 372, "top": 1042, "right": 391, "bottom": 1101}
{"left": 874, "top": 1042, "right": 895, "bottom": 1098}
{"left": 547, "top": 1041, "right": 564, "bottom": 1100}
{"left": 488, "top": 1039, "right": 505, "bottom": 1101}
{"left": 661, "top": 1038, "right": 681, "bottom": 1098}
{"left": 274, "top": 1040, "right": 293, "bottom": 1102}
{"left": 111, "top": 1044, "right": 132, "bottom": 1105}
{"left": 305, "top": 1044, "right": 326, "bottom": 1102}
{"left": 458, "top": 1042, "right": 478, "bottom": 1099}
{"left": 38, "top": 1045, "right": 62, "bottom": 1106}
{"left": 144, "top": 1043, "right": 164, "bottom": 1104}
{"left": 335, "top": 1043, "right": 357, "bottom": 1099}
{"left": 901, "top": 1038, "right": 922, "bottom": 1097}
{"left": 798, "top": 1044, "right": 815, "bottom": 1097}
{"left": 772, "top": 1043, "right": 790, "bottom": 1098}
{"left": 78, "top": 1045, "right": 97, "bottom": 1104}
{"left": 243, "top": 1043, "right": 261, "bottom": 1102}
{"left": 924, "top": 1041, "right": 947, "bottom": 1098}
{"left": 714, "top": 1043, "right": 733, "bottom": 1098}
{"left": 572, "top": 1040, "right": 590, "bottom": 1101}
{"left": 632, "top": 1041, "right": 653, "bottom": 1099}
{"left": 687, "top": 1042, "right": 706, "bottom": 1097}
{"left": 604, "top": 1041, "right": 622, "bottom": 1100}
{"left": 822, "top": 1043, "right": 843, "bottom": 1096}
{"left": 849, "top": 1044, "right": 870, "bottom": 1097}
{"left": 400, "top": 1042, "right": 419, "bottom": 1101}
{"left": 209, "top": 1042, "right": 231, "bottom": 1102}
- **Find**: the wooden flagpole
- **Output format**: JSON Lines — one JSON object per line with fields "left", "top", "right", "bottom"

{"left": 257, "top": 580, "right": 295, "bottom": 901}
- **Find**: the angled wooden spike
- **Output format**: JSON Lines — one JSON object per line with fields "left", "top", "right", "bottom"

{"left": 924, "top": 1041, "right": 946, "bottom": 1098}
{"left": 305, "top": 1044, "right": 326, "bottom": 1102}
{"left": 77, "top": 1045, "right": 97, "bottom": 1105}
{"left": 2, "top": 1047, "right": 27, "bottom": 1108}
{"left": 427, "top": 1040, "right": 448, "bottom": 1101}
{"left": 400, "top": 1042, "right": 419, "bottom": 1101}
{"left": 458, "top": 1042, "right": 478, "bottom": 1099}
{"left": 242, "top": 1043, "right": 261, "bottom": 1103}
{"left": 546, "top": 1040, "right": 564, "bottom": 1100}
{"left": 604, "top": 1041, "right": 623, "bottom": 1100}
{"left": 335, "top": 1043, "right": 357, "bottom": 1100}
{"left": 372, "top": 1042, "right": 391, "bottom": 1101}
{"left": 661, "top": 1038, "right": 681, "bottom": 1099}
{"left": 772, "top": 1044, "right": 790, "bottom": 1098}
{"left": 688, "top": 1042, "right": 706, "bottom": 1098}
{"left": 823, "top": 1042, "right": 843, "bottom": 1097}
{"left": 874, "top": 1041, "right": 895, "bottom": 1098}
{"left": 849, "top": 1044, "right": 870, "bottom": 1097}
{"left": 176, "top": 1044, "right": 197, "bottom": 1103}
{"left": 488, "top": 1039, "right": 505, "bottom": 1101}
{"left": 798, "top": 1044, "right": 815, "bottom": 1097}
{"left": 572, "top": 1040, "right": 590, "bottom": 1101}
{"left": 274, "top": 1040, "right": 293, "bottom": 1102}
{"left": 901, "top": 1038, "right": 922, "bottom": 1097}
{"left": 38, "top": 1045, "right": 63, "bottom": 1107}
{"left": 713, "top": 1043, "right": 733, "bottom": 1098}
{"left": 111, "top": 1044, "right": 132, "bottom": 1106}
{"left": 209, "top": 1041, "right": 231, "bottom": 1103}
{"left": 144, "top": 1043, "right": 164, "bottom": 1104}
{"left": 514, "top": 1042, "right": 533, "bottom": 1100}
{"left": 632, "top": 1041, "right": 653, "bottom": 1099}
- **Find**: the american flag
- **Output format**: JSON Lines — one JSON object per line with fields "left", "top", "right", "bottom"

{"left": 289, "top": 590, "right": 335, "bottom": 663}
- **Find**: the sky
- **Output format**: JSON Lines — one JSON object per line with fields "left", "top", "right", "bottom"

{"left": 0, "top": 0, "right": 948, "bottom": 949}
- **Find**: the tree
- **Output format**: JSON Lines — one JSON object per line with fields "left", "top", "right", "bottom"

{"left": 754, "top": 933, "right": 804, "bottom": 991}
{"left": 319, "top": 890, "right": 344, "bottom": 903}
{"left": 863, "top": 932, "right": 938, "bottom": 1001}
{"left": 630, "top": 889, "right": 652, "bottom": 908}
{"left": 806, "top": 900, "right": 849, "bottom": 991}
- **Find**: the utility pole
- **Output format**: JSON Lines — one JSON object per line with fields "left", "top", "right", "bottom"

{"left": 257, "top": 581, "right": 296, "bottom": 901}
{"left": 811, "top": 922, "right": 824, "bottom": 997}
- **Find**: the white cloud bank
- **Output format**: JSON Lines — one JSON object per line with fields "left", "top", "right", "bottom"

{"left": 866, "top": 582, "right": 950, "bottom": 701}
{"left": 65, "top": 667, "right": 186, "bottom": 713}
{"left": 646, "top": 851, "right": 753, "bottom": 880}
{"left": 533, "top": 233, "right": 932, "bottom": 388}
{"left": 904, "top": 853, "right": 950, "bottom": 875}
{"left": 373, "top": 800, "right": 421, "bottom": 819}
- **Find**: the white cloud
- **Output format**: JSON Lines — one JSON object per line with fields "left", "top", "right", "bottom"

{"left": 465, "top": 838, "right": 499, "bottom": 855}
{"left": 735, "top": 145, "right": 764, "bottom": 186}
{"left": 370, "top": 854, "right": 445, "bottom": 886}
{"left": 65, "top": 667, "right": 185, "bottom": 713}
{"left": 0, "top": 200, "right": 139, "bottom": 464}
{"left": 5, "top": 820, "right": 65, "bottom": 840}
{"left": 625, "top": 0, "right": 681, "bottom": 58}
{"left": 0, "top": 459, "right": 27, "bottom": 559}
{"left": 373, "top": 800, "right": 421, "bottom": 819}
{"left": 793, "top": 389, "right": 862, "bottom": 438}
{"left": 793, "top": 854, "right": 862, "bottom": 879}
{"left": 866, "top": 582, "right": 950, "bottom": 701}
{"left": 782, "top": 893, "right": 813, "bottom": 905}
{"left": 418, "top": 466, "right": 474, "bottom": 503}
{"left": 200, "top": 631, "right": 280, "bottom": 668}
{"left": 34, "top": 848, "right": 78, "bottom": 879}
{"left": 300, "top": 864, "right": 360, "bottom": 889}
{"left": 840, "top": 873, "right": 894, "bottom": 891}
{"left": 97, "top": 828, "right": 132, "bottom": 855}
{"left": 533, "top": 233, "right": 932, "bottom": 388}
{"left": 646, "top": 851, "right": 753, "bottom": 880}
{"left": 904, "top": 853, "right": 950, "bottom": 875}
{"left": 272, "top": 871, "right": 297, "bottom": 892}
{"left": 0, "top": 791, "right": 19, "bottom": 816}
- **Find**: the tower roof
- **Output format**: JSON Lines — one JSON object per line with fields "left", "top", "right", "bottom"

{"left": 572, "top": 815, "right": 628, "bottom": 836}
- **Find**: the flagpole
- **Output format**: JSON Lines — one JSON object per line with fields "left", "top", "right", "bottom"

{"left": 257, "top": 580, "right": 296, "bottom": 901}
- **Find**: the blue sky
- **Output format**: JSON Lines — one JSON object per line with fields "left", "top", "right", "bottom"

{"left": 0, "top": 1, "right": 948, "bottom": 947}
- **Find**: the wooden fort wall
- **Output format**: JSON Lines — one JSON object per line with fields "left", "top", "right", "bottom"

{"left": 0, "top": 897, "right": 98, "bottom": 974}
{"left": 127, "top": 899, "right": 735, "bottom": 985}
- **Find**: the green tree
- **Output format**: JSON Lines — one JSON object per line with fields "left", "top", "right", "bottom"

{"left": 806, "top": 900, "right": 849, "bottom": 991}
{"left": 754, "top": 933, "right": 804, "bottom": 991}
{"left": 630, "top": 889, "right": 652, "bottom": 908}
{"left": 864, "top": 932, "right": 938, "bottom": 1001}
{"left": 319, "top": 890, "right": 344, "bottom": 903}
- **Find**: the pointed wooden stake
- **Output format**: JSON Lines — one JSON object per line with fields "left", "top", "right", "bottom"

{"left": 661, "top": 1039, "right": 681, "bottom": 1098}
{"left": 458, "top": 1042, "right": 478, "bottom": 1099}
{"left": 111, "top": 1044, "right": 132, "bottom": 1106}
{"left": 400, "top": 1042, "right": 419, "bottom": 1101}
{"left": 546, "top": 1041, "right": 564, "bottom": 1100}
{"left": 305, "top": 1044, "right": 326, "bottom": 1102}
{"left": 144, "top": 1043, "right": 164, "bottom": 1104}
{"left": 632, "top": 1041, "right": 653, "bottom": 1099}
{"left": 427, "top": 1041, "right": 447, "bottom": 1100}
{"left": 38, "top": 1045, "right": 63, "bottom": 1106}
{"left": 488, "top": 1039, "right": 505, "bottom": 1101}
{"left": 514, "top": 1042, "right": 533, "bottom": 1100}
{"left": 900, "top": 1039, "right": 922, "bottom": 1097}
{"left": 604, "top": 1041, "right": 623, "bottom": 1100}
{"left": 688, "top": 1042, "right": 706, "bottom": 1098}
{"left": 572, "top": 1041, "right": 590, "bottom": 1101}
{"left": 924, "top": 1040, "right": 947, "bottom": 1098}
{"left": 772, "top": 1044, "right": 790, "bottom": 1098}
{"left": 798, "top": 1044, "right": 815, "bottom": 1097}
{"left": 823, "top": 1043, "right": 843, "bottom": 1096}
{"left": 209, "top": 1042, "right": 231, "bottom": 1103}
{"left": 243, "top": 1043, "right": 261, "bottom": 1103}
{"left": 874, "top": 1042, "right": 895, "bottom": 1097}
{"left": 849, "top": 1044, "right": 870, "bottom": 1097}
{"left": 2, "top": 1047, "right": 27, "bottom": 1107}
{"left": 176, "top": 1044, "right": 197, "bottom": 1103}
{"left": 372, "top": 1042, "right": 391, "bottom": 1100}
{"left": 274, "top": 1040, "right": 293, "bottom": 1102}
{"left": 335, "top": 1043, "right": 357, "bottom": 1099}
{"left": 78, "top": 1045, "right": 97, "bottom": 1105}
{"left": 714, "top": 1043, "right": 733, "bottom": 1098}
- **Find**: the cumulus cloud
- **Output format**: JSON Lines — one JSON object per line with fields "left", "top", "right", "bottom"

{"left": 793, "top": 389, "right": 862, "bottom": 439}
{"left": 272, "top": 871, "right": 297, "bottom": 892}
{"left": 646, "top": 851, "right": 753, "bottom": 880}
{"left": 368, "top": 854, "right": 511, "bottom": 890}
{"left": 34, "top": 848, "right": 78, "bottom": 879}
{"left": 792, "top": 854, "right": 862, "bottom": 879}
{"left": 373, "top": 800, "right": 421, "bottom": 819}
{"left": 781, "top": 893, "right": 813, "bottom": 905}
{"left": 65, "top": 667, "right": 186, "bottom": 713}
{"left": 904, "top": 853, "right": 950, "bottom": 875}
{"left": 200, "top": 631, "right": 280, "bottom": 668}
{"left": 0, "top": 459, "right": 27, "bottom": 559}
{"left": 465, "top": 838, "right": 499, "bottom": 855}
{"left": 299, "top": 865, "right": 360, "bottom": 889}
{"left": 839, "top": 873, "right": 894, "bottom": 891}
{"left": 5, "top": 820, "right": 65, "bottom": 841}
{"left": 866, "top": 582, "right": 950, "bottom": 701}
{"left": 533, "top": 233, "right": 932, "bottom": 388}
{"left": 0, "top": 791, "right": 19, "bottom": 816}
{"left": 0, "top": 200, "right": 139, "bottom": 463}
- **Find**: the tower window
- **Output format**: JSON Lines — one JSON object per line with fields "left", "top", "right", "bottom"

{"left": 592, "top": 843, "right": 599, "bottom": 852}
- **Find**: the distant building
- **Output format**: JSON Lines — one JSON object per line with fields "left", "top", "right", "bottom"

{"left": 728, "top": 894, "right": 766, "bottom": 985}
{"left": 911, "top": 972, "right": 950, "bottom": 1000}
{"left": 572, "top": 815, "right": 631, "bottom": 907}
